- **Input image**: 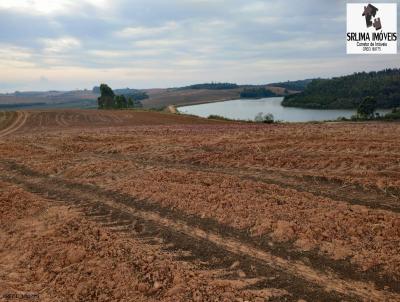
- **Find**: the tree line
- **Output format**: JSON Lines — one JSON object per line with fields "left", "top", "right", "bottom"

{"left": 240, "top": 87, "right": 277, "bottom": 99}
{"left": 282, "top": 69, "right": 400, "bottom": 109}
{"left": 184, "top": 82, "right": 239, "bottom": 90}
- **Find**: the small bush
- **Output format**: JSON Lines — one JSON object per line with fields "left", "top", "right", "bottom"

{"left": 255, "top": 112, "right": 274, "bottom": 123}
{"left": 207, "top": 115, "right": 234, "bottom": 121}
{"left": 383, "top": 107, "right": 400, "bottom": 120}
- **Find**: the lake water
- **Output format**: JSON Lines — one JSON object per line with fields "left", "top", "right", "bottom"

{"left": 178, "top": 97, "right": 390, "bottom": 122}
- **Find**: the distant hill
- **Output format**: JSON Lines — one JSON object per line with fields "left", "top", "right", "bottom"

{"left": 269, "top": 79, "right": 314, "bottom": 92}
{"left": 0, "top": 90, "right": 97, "bottom": 110}
{"left": 0, "top": 102, "right": 46, "bottom": 109}
{"left": 0, "top": 84, "right": 289, "bottom": 110}
{"left": 282, "top": 69, "right": 400, "bottom": 109}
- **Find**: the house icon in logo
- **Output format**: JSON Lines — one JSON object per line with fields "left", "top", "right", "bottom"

{"left": 362, "top": 4, "right": 382, "bottom": 30}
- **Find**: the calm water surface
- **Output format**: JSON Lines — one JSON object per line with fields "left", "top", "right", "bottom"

{"left": 178, "top": 97, "right": 389, "bottom": 122}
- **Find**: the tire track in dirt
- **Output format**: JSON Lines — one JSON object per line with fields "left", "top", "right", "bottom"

{"left": 0, "top": 111, "right": 28, "bottom": 138}
{"left": 0, "top": 111, "right": 15, "bottom": 130}
{"left": 0, "top": 111, "right": 6, "bottom": 127}
{"left": 54, "top": 111, "right": 69, "bottom": 127}
{"left": 1, "top": 159, "right": 399, "bottom": 302}
{"left": 92, "top": 154, "right": 400, "bottom": 213}
{"left": 54, "top": 111, "right": 62, "bottom": 127}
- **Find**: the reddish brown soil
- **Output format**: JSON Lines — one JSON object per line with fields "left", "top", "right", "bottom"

{"left": 1, "top": 110, "right": 399, "bottom": 302}
{"left": 0, "top": 181, "right": 271, "bottom": 302}
{"left": 16, "top": 110, "right": 223, "bottom": 131}
{"left": 0, "top": 112, "right": 17, "bottom": 131}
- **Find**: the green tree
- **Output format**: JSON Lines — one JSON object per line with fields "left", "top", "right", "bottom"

{"left": 100, "top": 84, "right": 115, "bottom": 98}
{"left": 98, "top": 84, "right": 115, "bottom": 109}
{"left": 357, "top": 96, "right": 377, "bottom": 118}
{"left": 97, "top": 96, "right": 103, "bottom": 109}
{"left": 127, "top": 97, "right": 134, "bottom": 108}
{"left": 115, "top": 95, "right": 127, "bottom": 108}
{"left": 114, "top": 95, "right": 120, "bottom": 108}
{"left": 120, "top": 95, "right": 127, "bottom": 108}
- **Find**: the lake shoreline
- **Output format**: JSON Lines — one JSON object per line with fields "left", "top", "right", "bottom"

{"left": 175, "top": 97, "right": 242, "bottom": 109}
{"left": 178, "top": 97, "right": 392, "bottom": 122}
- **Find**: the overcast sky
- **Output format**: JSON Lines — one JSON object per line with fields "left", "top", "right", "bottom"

{"left": 0, "top": 0, "right": 399, "bottom": 92}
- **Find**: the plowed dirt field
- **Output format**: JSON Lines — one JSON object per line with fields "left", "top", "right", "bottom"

{"left": 1, "top": 109, "right": 399, "bottom": 302}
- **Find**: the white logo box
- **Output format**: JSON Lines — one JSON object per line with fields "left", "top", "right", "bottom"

{"left": 347, "top": 3, "right": 397, "bottom": 54}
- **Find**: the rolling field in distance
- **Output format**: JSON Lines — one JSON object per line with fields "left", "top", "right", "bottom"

{"left": 144, "top": 86, "right": 289, "bottom": 108}
{"left": 1, "top": 109, "right": 399, "bottom": 301}
{"left": 143, "top": 88, "right": 243, "bottom": 108}
{"left": 0, "top": 85, "right": 289, "bottom": 110}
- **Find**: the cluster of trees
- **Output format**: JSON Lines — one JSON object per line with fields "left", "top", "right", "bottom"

{"left": 185, "top": 82, "right": 239, "bottom": 90}
{"left": 97, "top": 84, "right": 143, "bottom": 109}
{"left": 93, "top": 86, "right": 149, "bottom": 101}
{"left": 240, "top": 87, "right": 277, "bottom": 99}
{"left": 114, "top": 89, "right": 149, "bottom": 101}
{"left": 282, "top": 69, "right": 400, "bottom": 109}
{"left": 336, "top": 96, "right": 400, "bottom": 121}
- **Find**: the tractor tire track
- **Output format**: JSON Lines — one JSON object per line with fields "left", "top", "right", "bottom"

{"left": 0, "top": 111, "right": 28, "bottom": 138}
{"left": 90, "top": 153, "right": 400, "bottom": 213}
{"left": 1, "top": 159, "right": 399, "bottom": 302}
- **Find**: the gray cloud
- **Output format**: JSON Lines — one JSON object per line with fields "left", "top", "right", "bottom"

{"left": 0, "top": 0, "right": 399, "bottom": 91}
